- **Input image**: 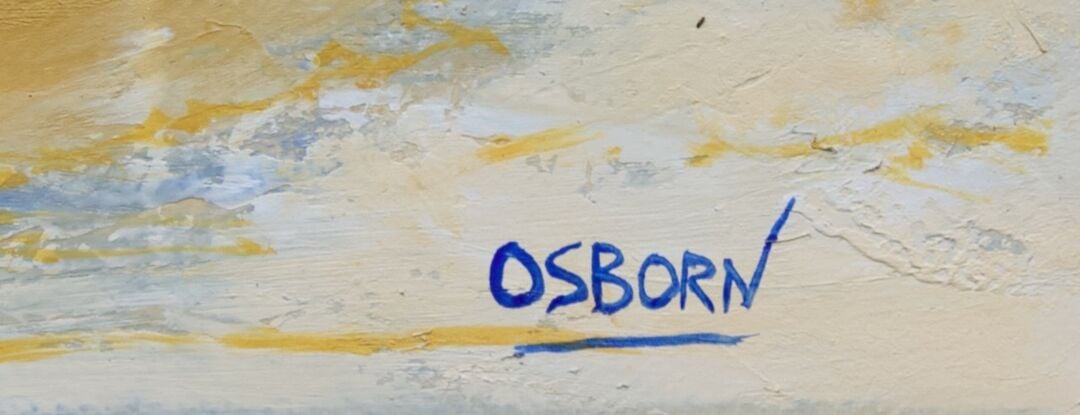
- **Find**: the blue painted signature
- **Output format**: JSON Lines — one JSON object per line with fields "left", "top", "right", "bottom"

{"left": 489, "top": 197, "right": 796, "bottom": 315}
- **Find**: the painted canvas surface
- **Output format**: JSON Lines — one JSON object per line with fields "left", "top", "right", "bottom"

{"left": 1, "top": 0, "right": 1078, "bottom": 413}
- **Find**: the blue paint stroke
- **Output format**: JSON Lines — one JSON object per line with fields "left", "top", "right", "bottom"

{"left": 513, "top": 332, "right": 754, "bottom": 355}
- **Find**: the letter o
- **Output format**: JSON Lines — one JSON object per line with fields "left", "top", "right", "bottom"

{"left": 637, "top": 253, "right": 679, "bottom": 309}
{"left": 489, "top": 241, "right": 545, "bottom": 308}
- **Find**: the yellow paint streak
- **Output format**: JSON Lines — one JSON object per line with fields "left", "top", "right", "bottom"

{"left": 26, "top": 108, "right": 174, "bottom": 174}
{"left": 420, "top": 326, "right": 585, "bottom": 348}
{"left": 0, "top": 198, "right": 264, "bottom": 263}
{"left": 0, "top": 227, "right": 271, "bottom": 264}
{"left": 0, "top": 210, "right": 16, "bottom": 226}
{"left": 813, "top": 110, "right": 1048, "bottom": 155}
{"left": 889, "top": 139, "right": 932, "bottom": 170}
{"left": 401, "top": 0, "right": 509, "bottom": 55}
{"left": 220, "top": 325, "right": 588, "bottom": 356}
{"left": 0, "top": 167, "right": 28, "bottom": 189}
{"left": 167, "top": 99, "right": 276, "bottom": 134}
{"left": 0, "top": 332, "right": 196, "bottom": 364}
{"left": 0, "top": 228, "right": 47, "bottom": 262}
{"left": 1, "top": 325, "right": 636, "bottom": 364}
{"left": 0, "top": 0, "right": 508, "bottom": 187}
{"left": 932, "top": 123, "right": 1047, "bottom": 154}
{"left": 32, "top": 237, "right": 274, "bottom": 265}
{"left": 688, "top": 110, "right": 1048, "bottom": 198}
{"left": 477, "top": 126, "right": 600, "bottom": 163}
{"left": 815, "top": 113, "right": 922, "bottom": 148}
{"left": 689, "top": 135, "right": 812, "bottom": 167}
{"left": 883, "top": 168, "right": 987, "bottom": 202}
{"left": 0, "top": 333, "right": 80, "bottom": 363}
{"left": 688, "top": 136, "right": 732, "bottom": 167}
{"left": 877, "top": 139, "right": 986, "bottom": 201}
{"left": 842, "top": 0, "right": 886, "bottom": 22}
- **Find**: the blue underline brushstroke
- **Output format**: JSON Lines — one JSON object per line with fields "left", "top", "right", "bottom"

{"left": 513, "top": 332, "right": 754, "bottom": 355}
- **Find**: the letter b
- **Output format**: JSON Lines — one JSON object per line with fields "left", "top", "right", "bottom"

{"left": 591, "top": 242, "right": 633, "bottom": 314}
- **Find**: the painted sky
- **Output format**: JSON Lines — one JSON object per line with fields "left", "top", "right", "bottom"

{"left": 1, "top": 0, "right": 1079, "bottom": 413}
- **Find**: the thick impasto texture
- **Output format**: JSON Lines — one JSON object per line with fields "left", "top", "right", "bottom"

{"left": 1, "top": 0, "right": 1077, "bottom": 413}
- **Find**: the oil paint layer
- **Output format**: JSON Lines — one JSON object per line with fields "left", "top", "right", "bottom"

{"left": 1, "top": 0, "right": 1079, "bottom": 413}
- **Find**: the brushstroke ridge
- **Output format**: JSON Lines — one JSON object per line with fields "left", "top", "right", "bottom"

{"left": 513, "top": 332, "right": 752, "bottom": 355}
{"left": 688, "top": 109, "right": 1048, "bottom": 199}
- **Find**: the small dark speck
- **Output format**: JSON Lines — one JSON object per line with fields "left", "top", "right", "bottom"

{"left": 696, "top": 17, "right": 705, "bottom": 28}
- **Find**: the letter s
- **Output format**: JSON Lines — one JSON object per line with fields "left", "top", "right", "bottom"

{"left": 545, "top": 242, "right": 588, "bottom": 313}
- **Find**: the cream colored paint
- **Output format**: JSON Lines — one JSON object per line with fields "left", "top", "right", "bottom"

{"left": 0, "top": 0, "right": 1078, "bottom": 413}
